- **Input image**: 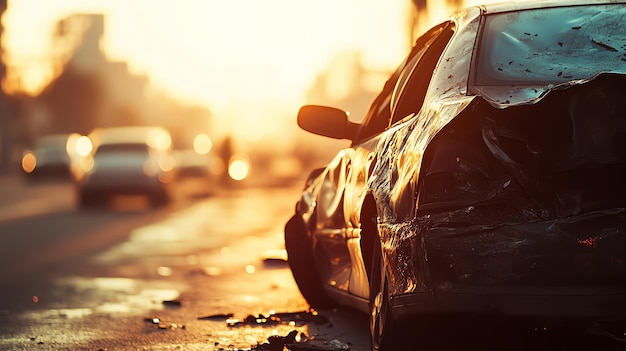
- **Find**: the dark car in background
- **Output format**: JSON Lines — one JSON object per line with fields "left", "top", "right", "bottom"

{"left": 285, "top": 1, "right": 626, "bottom": 350}
{"left": 74, "top": 126, "right": 177, "bottom": 208}
{"left": 21, "top": 133, "right": 88, "bottom": 180}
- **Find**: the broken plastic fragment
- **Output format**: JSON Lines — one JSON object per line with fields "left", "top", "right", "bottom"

{"left": 162, "top": 299, "right": 182, "bottom": 307}
{"left": 198, "top": 312, "right": 234, "bottom": 320}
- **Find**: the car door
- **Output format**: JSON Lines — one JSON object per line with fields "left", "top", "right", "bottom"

{"left": 357, "top": 21, "right": 458, "bottom": 297}
{"left": 377, "top": 21, "right": 456, "bottom": 225}
{"left": 313, "top": 67, "right": 402, "bottom": 299}
{"left": 314, "top": 23, "right": 457, "bottom": 301}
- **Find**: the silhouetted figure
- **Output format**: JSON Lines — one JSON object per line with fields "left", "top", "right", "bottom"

{"left": 218, "top": 136, "right": 234, "bottom": 186}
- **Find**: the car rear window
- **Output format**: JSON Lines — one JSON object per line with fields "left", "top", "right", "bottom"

{"left": 94, "top": 143, "right": 149, "bottom": 156}
{"left": 476, "top": 4, "right": 626, "bottom": 86}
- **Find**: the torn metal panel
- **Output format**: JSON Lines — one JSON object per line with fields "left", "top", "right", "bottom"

{"left": 382, "top": 73, "right": 626, "bottom": 296}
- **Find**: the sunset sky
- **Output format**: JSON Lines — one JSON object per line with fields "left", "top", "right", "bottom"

{"left": 2, "top": 0, "right": 493, "bottom": 142}
{"left": 3, "top": 1, "right": 409, "bottom": 128}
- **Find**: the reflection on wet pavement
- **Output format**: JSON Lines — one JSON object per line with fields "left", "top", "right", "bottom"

{"left": 91, "top": 188, "right": 291, "bottom": 274}
{"left": 0, "top": 184, "right": 367, "bottom": 350}
{"left": 19, "top": 276, "right": 183, "bottom": 319}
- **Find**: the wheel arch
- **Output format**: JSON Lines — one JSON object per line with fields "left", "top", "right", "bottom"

{"left": 360, "top": 193, "right": 380, "bottom": 283}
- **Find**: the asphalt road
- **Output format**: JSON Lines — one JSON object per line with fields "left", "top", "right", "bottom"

{"left": 0, "top": 175, "right": 370, "bottom": 351}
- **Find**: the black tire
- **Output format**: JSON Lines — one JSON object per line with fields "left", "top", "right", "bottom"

{"left": 78, "top": 191, "right": 99, "bottom": 209}
{"left": 284, "top": 214, "right": 335, "bottom": 309}
{"left": 150, "top": 190, "right": 170, "bottom": 207}
{"left": 369, "top": 242, "right": 404, "bottom": 351}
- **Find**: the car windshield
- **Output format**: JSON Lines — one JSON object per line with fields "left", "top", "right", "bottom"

{"left": 476, "top": 4, "right": 626, "bottom": 86}
{"left": 94, "top": 143, "right": 150, "bottom": 157}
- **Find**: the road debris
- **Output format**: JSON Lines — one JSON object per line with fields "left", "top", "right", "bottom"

{"left": 143, "top": 316, "right": 185, "bottom": 331}
{"left": 260, "top": 249, "right": 289, "bottom": 267}
{"left": 224, "top": 309, "right": 328, "bottom": 327}
{"left": 162, "top": 299, "right": 183, "bottom": 307}
{"left": 197, "top": 312, "right": 235, "bottom": 320}
{"left": 252, "top": 330, "right": 351, "bottom": 351}
{"left": 144, "top": 317, "right": 160, "bottom": 324}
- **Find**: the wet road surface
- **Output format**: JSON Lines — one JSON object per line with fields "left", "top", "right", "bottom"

{"left": 0, "top": 176, "right": 370, "bottom": 351}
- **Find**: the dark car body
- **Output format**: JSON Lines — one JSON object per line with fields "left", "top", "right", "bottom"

{"left": 21, "top": 133, "right": 84, "bottom": 180}
{"left": 285, "top": 1, "right": 626, "bottom": 349}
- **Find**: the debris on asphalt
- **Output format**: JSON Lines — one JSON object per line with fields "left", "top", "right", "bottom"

{"left": 227, "top": 314, "right": 282, "bottom": 327}
{"left": 144, "top": 317, "right": 160, "bottom": 324}
{"left": 271, "top": 310, "right": 329, "bottom": 325}
{"left": 224, "top": 309, "right": 328, "bottom": 327}
{"left": 252, "top": 330, "right": 351, "bottom": 351}
{"left": 143, "top": 316, "right": 185, "bottom": 331}
{"left": 258, "top": 330, "right": 298, "bottom": 351}
{"left": 157, "top": 323, "right": 184, "bottom": 330}
{"left": 197, "top": 312, "right": 235, "bottom": 320}
{"left": 260, "top": 249, "right": 289, "bottom": 267}
{"left": 162, "top": 299, "right": 183, "bottom": 307}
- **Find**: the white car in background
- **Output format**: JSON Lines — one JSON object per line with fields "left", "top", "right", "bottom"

{"left": 74, "top": 126, "right": 177, "bottom": 208}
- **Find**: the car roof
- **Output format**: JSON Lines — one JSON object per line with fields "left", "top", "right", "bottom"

{"left": 479, "top": 0, "right": 626, "bottom": 14}
{"left": 89, "top": 126, "right": 172, "bottom": 151}
{"left": 35, "top": 133, "right": 73, "bottom": 146}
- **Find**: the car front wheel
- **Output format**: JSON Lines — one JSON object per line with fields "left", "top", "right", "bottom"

{"left": 284, "top": 214, "right": 334, "bottom": 309}
{"left": 78, "top": 191, "right": 101, "bottom": 209}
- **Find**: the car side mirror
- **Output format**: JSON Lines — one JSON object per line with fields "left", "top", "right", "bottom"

{"left": 297, "top": 105, "right": 359, "bottom": 140}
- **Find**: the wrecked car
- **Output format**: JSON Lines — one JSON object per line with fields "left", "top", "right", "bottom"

{"left": 284, "top": 1, "right": 626, "bottom": 350}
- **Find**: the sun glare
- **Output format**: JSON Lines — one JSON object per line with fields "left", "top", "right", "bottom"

{"left": 2, "top": 0, "right": 409, "bottom": 133}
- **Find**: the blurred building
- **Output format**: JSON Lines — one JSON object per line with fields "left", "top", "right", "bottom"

{"left": 37, "top": 14, "right": 150, "bottom": 136}
{"left": 305, "top": 50, "right": 385, "bottom": 122}
{"left": 285, "top": 50, "right": 390, "bottom": 170}
{"left": 409, "top": 0, "right": 464, "bottom": 42}
{"left": 12, "top": 13, "right": 212, "bottom": 153}
{"left": 0, "top": 0, "right": 11, "bottom": 174}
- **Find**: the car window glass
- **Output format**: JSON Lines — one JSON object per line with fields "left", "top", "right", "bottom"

{"left": 353, "top": 23, "right": 452, "bottom": 144}
{"left": 391, "top": 22, "right": 455, "bottom": 125}
{"left": 477, "top": 4, "right": 626, "bottom": 86}
{"left": 354, "top": 62, "right": 404, "bottom": 143}
{"left": 95, "top": 143, "right": 149, "bottom": 156}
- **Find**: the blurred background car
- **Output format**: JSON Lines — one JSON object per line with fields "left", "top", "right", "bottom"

{"left": 21, "top": 133, "right": 91, "bottom": 181}
{"left": 74, "top": 126, "right": 177, "bottom": 208}
{"left": 173, "top": 133, "right": 214, "bottom": 179}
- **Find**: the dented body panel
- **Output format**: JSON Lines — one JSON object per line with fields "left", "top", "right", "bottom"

{"left": 287, "top": 0, "right": 626, "bottom": 325}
